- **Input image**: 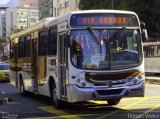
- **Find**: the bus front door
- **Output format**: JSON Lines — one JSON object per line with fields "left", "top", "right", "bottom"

{"left": 59, "top": 33, "right": 67, "bottom": 98}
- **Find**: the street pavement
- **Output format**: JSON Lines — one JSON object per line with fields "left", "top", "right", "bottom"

{"left": 0, "top": 83, "right": 53, "bottom": 118}
{"left": 145, "top": 76, "right": 160, "bottom": 85}
{"left": 0, "top": 79, "right": 160, "bottom": 119}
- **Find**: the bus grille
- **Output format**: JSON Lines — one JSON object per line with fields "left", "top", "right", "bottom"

{"left": 93, "top": 81, "right": 126, "bottom": 86}
{"left": 96, "top": 89, "right": 123, "bottom": 95}
{"left": 85, "top": 69, "right": 140, "bottom": 83}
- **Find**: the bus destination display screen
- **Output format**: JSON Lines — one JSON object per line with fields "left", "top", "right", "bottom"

{"left": 70, "top": 13, "right": 138, "bottom": 27}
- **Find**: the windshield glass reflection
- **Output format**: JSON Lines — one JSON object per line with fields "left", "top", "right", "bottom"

{"left": 70, "top": 29, "right": 142, "bottom": 70}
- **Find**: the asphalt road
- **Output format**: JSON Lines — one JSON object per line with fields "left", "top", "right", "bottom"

{"left": 0, "top": 82, "right": 160, "bottom": 119}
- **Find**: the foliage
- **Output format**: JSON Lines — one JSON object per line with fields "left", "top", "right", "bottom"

{"left": 0, "top": 39, "right": 6, "bottom": 59}
{"left": 79, "top": 0, "right": 160, "bottom": 38}
{"left": 11, "top": 26, "right": 23, "bottom": 34}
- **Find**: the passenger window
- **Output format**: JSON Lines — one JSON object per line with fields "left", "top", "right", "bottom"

{"left": 39, "top": 30, "right": 48, "bottom": 56}
{"left": 49, "top": 28, "right": 57, "bottom": 55}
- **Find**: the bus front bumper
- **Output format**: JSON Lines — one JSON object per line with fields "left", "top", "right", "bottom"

{"left": 68, "top": 81, "right": 145, "bottom": 102}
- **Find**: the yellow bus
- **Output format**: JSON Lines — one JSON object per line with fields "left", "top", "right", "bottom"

{"left": 10, "top": 10, "right": 147, "bottom": 108}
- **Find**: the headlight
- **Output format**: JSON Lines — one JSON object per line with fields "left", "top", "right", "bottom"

{"left": 72, "top": 72, "right": 91, "bottom": 87}
{"left": 74, "top": 77, "right": 90, "bottom": 87}
{"left": 81, "top": 82, "right": 86, "bottom": 87}
{"left": 130, "top": 74, "right": 143, "bottom": 85}
{"left": 132, "top": 78, "right": 139, "bottom": 84}
{"left": 76, "top": 78, "right": 81, "bottom": 83}
{"left": 137, "top": 74, "right": 142, "bottom": 80}
{"left": 127, "top": 74, "right": 144, "bottom": 86}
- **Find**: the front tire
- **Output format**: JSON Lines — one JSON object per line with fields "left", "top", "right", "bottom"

{"left": 107, "top": 98, "right": 121, "bottom": 105}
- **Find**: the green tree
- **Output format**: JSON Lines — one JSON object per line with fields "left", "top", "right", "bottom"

{"left": 79, "top": 0, "right": 160, "bottom": 39}
{"left": 0, "top": 39, "right": 6, "bottom": 61}
{"left": 79, "top": 0, "right": 112, "bottom": 10}
{"left": 129, "top": 0, "right": 160, "bottom": 38}
{"left": 79, "top": 0, "right": 129, "bottom": 10}
{"left": 11, "top": 26, "right": 23, "bottom": 34}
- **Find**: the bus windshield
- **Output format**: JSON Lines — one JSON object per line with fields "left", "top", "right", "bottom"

{"left": 70, "top": 29, "right": 142, "bottom": 70}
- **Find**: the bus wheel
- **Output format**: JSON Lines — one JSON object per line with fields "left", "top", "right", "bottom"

{"left": 19, "top": 77, "right": 28, "bottom": 97}
{"left": 107, "top": 98, "right": 121, "bottom": 105}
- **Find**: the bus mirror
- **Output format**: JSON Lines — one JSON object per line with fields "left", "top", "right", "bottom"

{"left": 140, "top": 21, "right": 148, "bottom": 42}
{"left": 142, "top": 29, "right": 148, "bottom": 42}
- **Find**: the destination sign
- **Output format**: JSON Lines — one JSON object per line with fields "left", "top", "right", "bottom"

{"left": 70, "top": 13, "right": 138, "bottom": 27}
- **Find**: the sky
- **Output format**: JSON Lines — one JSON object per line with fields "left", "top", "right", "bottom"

{"left": 0, "top": 0, "right": 19, "bottom": 7}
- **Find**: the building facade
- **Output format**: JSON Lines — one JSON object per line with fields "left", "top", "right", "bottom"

{"left": 39, "top": 0, "right": 80, "bottom": 20}
{"left": 0, "top": 8, "right": 8, "bottom": 61}
{"left": 20, "top": 0, "right": 38, "bottom": 6}
{"left": 57, "top": 0, "right": 79, "bottom": 16}
{"left": 39, "top": 0, "right": 53, "bottom": 20}
{"left": 0, "top": 8, "right": 7, "bottom": 41}
{"left": 6, "top": 6, "right": 39, "bottom": 40}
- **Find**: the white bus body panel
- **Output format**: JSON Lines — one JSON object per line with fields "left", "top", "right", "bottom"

{"left": 66, "top": 51, "right": 145, "bottom": 102}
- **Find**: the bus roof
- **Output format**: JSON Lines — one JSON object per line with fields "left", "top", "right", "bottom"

{"left": 10, "top": 10, "right": 138, "bottom": 40}
{"left": 10, "top": 17, "right": 54, "bottom": 40}
{"left": 70, "top": 10, "right": 137, "bottom": 15}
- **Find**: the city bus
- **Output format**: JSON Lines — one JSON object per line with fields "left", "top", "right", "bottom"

{"left": 143, "top": 42, "right": 160, "bottom": 74}
{"left": 10, "top": 10, "right": 147, "bottom": 108}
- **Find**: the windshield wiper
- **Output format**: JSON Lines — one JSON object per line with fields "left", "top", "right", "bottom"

{"left": 87, "top": 27, "right": 101, "bottom": 45}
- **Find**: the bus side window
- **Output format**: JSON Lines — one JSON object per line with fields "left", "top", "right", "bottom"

{"left": 10, "top": 42, "right": 15, "bottom": 58}
{"left": 39, "top": 30, "right": 48, "bottom": 56}
{"left": 18, "top": 37, "right": 25, "bottom": 58}
{"left": 48, "top": 28, "right": 57, "bottom": 55}
{"left": 25, "top": 36, "right": 31, "bottom": 57}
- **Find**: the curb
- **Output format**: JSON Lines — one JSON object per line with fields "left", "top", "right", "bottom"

{"left": 145, "top": 76, "right": 160, "bottom": 84}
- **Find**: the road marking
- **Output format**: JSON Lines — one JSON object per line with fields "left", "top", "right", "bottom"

{"left": 38, "top": 96, "right": 160, "bottom": 119}
{"left": 38, "top": 106, "right": 96, "bottom": 119}
{"left": 38, "top": 98, "right": 143, "bottom": 118}
{"left": 96, "top": 97, "right": 147, "bottom": 119}
{"left": 145, "top": 104, "right": 160, "bottom": 113}
{"left": 134, "top": 104, "right": 160, "bottom": 119}
{"left": 25, "top": 117, "right": 67, "bottom": 119}
{"left": 146, "top": 96, "right": 160, "bottom": 99}
{"left": 39, "top": 106, "right": 82, "bottom": 119}
{"left": 92, "top": 98, "right": 141, "bottom": 105}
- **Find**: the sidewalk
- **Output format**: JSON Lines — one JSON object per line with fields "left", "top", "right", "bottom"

{"left": 145, "top": 76, "right": 160, "bottom": 84}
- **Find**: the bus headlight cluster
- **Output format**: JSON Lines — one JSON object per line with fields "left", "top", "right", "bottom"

{"left": 137, "top": 74, "right": 142, "bottom": 80}
{"left": 131, "top": 74, "right": 143, "bottom": 85}
{"left": 132, "top": 78, "right": 139, "bottom": 84}
{"left": 75, "top": 77, "right": 89, "bottom": 87}
{"left": 76, "top": 78, "right": 81, "bottom": 83}
{"left": 82, "top": 82, "right": 86, "bottom": 87}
